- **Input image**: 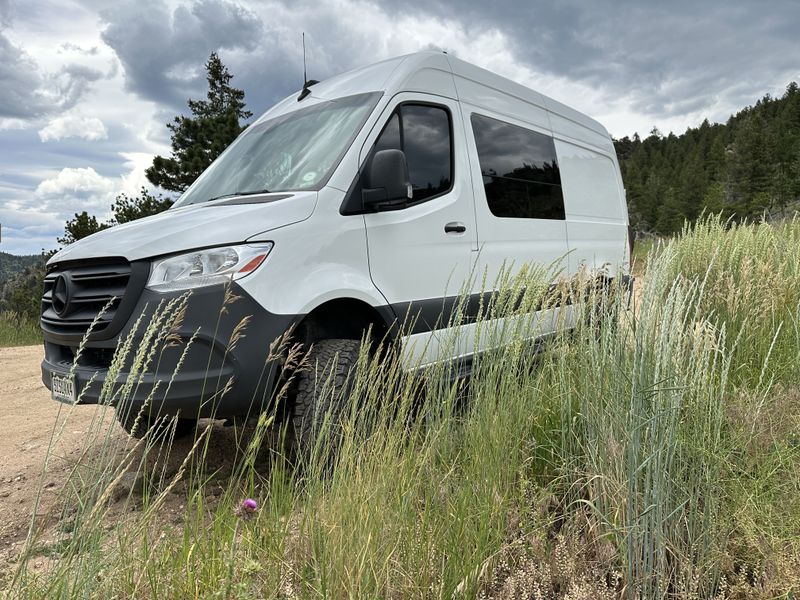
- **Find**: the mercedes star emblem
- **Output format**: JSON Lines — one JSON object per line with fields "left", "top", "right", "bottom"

{"left": 52, "top": 274, "right": 70, "bottom": 316}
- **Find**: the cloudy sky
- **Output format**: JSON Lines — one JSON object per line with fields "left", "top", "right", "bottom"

{"left": 1, "top": 0, "right": 798, "bottom": 255}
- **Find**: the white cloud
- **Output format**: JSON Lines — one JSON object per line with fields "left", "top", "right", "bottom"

{"left": 1, "top": 155, "right": 161, "bottom": 254}
{"left": 38, "top": 114, "right": 108, "bottom": 141}
{"left": 117, "top": 152, "right": 156, "bottom": 195}
{"left": 35, "top": 166, "right": 115, "bottom": 199}
{"left": 0, "top": 117, "right": 27, "bottom": 130}
{"left": 28, "top": 156, "right": 158, "bottom": 222}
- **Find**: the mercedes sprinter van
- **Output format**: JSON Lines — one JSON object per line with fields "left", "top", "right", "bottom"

{"left": 41, "top": 51, "right": 631, "bottom": 441}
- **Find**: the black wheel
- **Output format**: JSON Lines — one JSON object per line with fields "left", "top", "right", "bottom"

{"left": 587, "top": 278, "right": 621, "bottom": 337}
{"left": 584, "top": 278, "right": 619, "bottom": 340}
{"left": 116, "top": 409, "right": 197, "bottom": 439}
{"left": 291, "top": 338, "right": 362, "bottom": 460}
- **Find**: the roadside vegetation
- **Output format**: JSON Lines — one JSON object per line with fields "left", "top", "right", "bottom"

{"left": 0, "top": 311, "right": 41, "bottom": 347}
{"left": 5, "top": 216, "right": 800, "bottom": 598}
{"left": 0, "top": 252, "right": 46, "bottom": 347}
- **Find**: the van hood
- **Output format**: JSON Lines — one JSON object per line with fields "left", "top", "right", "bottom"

{"left": 50, "top": 192, "right": 316, "bottom": 265}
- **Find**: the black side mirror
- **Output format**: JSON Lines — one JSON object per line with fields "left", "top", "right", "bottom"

{"left": 363, "top": 149, "right": 412, "bottom": 209}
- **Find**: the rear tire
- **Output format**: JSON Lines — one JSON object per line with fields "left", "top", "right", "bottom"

{"left": 590, "top": 278, "right": 621, "bottom": 334}
{"left": 291, "top": 338, "right": 362, "bottom": 460}
{"left": 117, "top": 409, "right": 196, "bottom": 439}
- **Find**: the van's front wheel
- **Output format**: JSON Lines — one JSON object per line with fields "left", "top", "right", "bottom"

{"left": 291, "top": 338, "right": 362, "bottom": 461}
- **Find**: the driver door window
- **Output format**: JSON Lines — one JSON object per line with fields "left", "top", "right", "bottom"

{"left": 372, "top": 104, "right": 452, "bottom": 203}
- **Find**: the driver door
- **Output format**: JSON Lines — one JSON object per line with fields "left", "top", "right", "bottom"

{"left": 359, "top": 94, "right": 478, "bottom": 365}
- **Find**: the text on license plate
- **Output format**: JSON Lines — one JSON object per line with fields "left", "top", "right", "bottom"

{"left": 51, "top": 373, "right": 77, "bottom": 404}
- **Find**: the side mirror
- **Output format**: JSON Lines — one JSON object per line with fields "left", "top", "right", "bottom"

{"left": 363, "top": 149, "right": 412, "bottom": 209}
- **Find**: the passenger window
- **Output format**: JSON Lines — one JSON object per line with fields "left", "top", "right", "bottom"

{"left": 470, "top": 114, "right": 565, "bottom": 220}
{"left": 373, "top": 104, "right": 452, "bottom": 202}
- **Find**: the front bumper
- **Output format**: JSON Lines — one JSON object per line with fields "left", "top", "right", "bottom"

{"left": 41, "top": 283, "right": 297, "bottom": 419}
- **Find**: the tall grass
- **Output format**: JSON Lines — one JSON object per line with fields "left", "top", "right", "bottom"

{"left": 6, "top": 218, "right": 800, "bottom": 598}
{"left": 555, "top": 250, "right": 731, "bottom": 598}
{"left": 0, "top": 311, "right": 41, "bottom": 347}
{"left": 666, "top": 215, "right": 800, "bottom": 384}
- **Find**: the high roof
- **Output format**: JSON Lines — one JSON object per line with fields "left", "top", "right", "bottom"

{"left": 256, "top": 51, "right": 611, "bottom": 148}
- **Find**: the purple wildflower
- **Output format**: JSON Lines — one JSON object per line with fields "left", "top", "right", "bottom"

{"left": 235, "top": 498, "right": 258, "bottom": 520}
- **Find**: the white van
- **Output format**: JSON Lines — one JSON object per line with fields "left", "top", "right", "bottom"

{"left": 40, "top": 51, "right": 631, "bottom": 441}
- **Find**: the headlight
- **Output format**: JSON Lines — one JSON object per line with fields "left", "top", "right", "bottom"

{"left": 146, "top": 243, "right": 274, "bottom": 292}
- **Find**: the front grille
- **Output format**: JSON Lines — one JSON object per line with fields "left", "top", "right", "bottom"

{"left": 41, "top": 261, "right": 132, "bottom": 338}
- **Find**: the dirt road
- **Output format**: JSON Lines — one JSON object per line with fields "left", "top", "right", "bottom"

{"left": 0, "top": 346, "right": 272, "bottom": 575}
{"left": 0, "top": 346, "right": 123, "bottom": 566}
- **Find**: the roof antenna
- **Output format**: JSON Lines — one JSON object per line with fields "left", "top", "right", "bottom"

{"left": 298, "top": 32, "right": 318, "bottom": 101}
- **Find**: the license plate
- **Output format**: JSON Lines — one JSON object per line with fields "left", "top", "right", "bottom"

{"left": 51, "top": 372, "right": 77, "bottom": 404}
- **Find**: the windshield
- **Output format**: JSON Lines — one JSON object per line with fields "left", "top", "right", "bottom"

{"left": 174, "top": 92, "right": 381, "bottom": 206}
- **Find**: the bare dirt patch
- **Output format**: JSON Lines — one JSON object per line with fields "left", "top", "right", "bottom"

{"left": 0, "top": 346, "right": 269, "bottom": 575}
{"left": 0, "top": 346, "right": 118, "bottom": 565}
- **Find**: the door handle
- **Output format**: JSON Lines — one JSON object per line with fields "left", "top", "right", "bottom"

{"left": 444, "top": 222, "right": 467, "bottom": 234}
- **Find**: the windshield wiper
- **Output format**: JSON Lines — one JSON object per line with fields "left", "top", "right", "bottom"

{"left": 234, "top": 188, "right": 271, "bottom": 196}
{"left": 205, "top": 189, "right": 272, "bottom": 203}
{"left": 204, "top": 193, "right": 239, "bottom": 203}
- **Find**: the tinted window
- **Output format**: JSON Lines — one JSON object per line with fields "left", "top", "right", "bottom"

{"left": 373, "top": 104, "right": 452, "bottom": 202}
{"left": 402, "top": 105, "right": 451, "bottom": 201}
{"left": 375, "top": 113, "right": 400, "bottom": 152}
{"left": 471, "top": 114, "right": 564, "bottom": 219}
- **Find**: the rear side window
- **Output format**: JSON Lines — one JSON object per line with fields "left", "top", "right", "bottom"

{"left": 471, "top": 114, "right": 565, "bottom": 220}
{"left": 373, "top": 104, "right": 452, "bottom": 202}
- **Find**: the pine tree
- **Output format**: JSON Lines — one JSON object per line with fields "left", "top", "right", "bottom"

{"left": 146, "top": 52, "right": 252, "bottom": 193}
{"left": 59, "top": 212, "right": 108, "bottom": 245}
{"left": 614, "top": 81, "right": 800, "bottom": 234}
{"left": 58, "top": 189, "right": 173, "bottom": 246}
{"left": 109, "top": 188, "right": 173, "bottom": 225}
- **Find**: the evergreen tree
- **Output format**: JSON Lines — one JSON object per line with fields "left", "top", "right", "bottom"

{"left": 615, "top": 81, "right": 800, "bottom": 234}
{"left": 109, "top": 187, "right": 173, "bottom": 224}
{"left": 1, "top": 262, "right": 47, "bottom": 320}
{"left": 145, "top": 52, "right": 252, "bottom": 193}
{"left": 59, "top": 212, "right": 108, "bottom": 245}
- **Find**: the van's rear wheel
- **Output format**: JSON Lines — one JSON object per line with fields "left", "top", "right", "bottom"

{"left": 291, "top": 338, "right": 362, "bottom": 460}
{"left": 117, "top": 410, "right": 197, "bottom": 439}
{"left": 591, "top": 278, "right": 621, "bottom": 331}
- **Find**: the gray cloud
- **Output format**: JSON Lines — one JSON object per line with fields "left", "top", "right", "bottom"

{"left": 57, "top": 64, "right": 105, "bottom": 109}
{"left": 58, "top": 42, "right": 100, "bottom": 55}
{"left": 0, "top": 2, "right": 109, "bottom": 121}
{"left": 99, "top": 0, "right": 263, "bottom": 108}
{"left": 0, "top": 33, "right": 45, "bottom": 119}
{"left": 0, "top": 38, "right": 108, "bottom": 120}
{"left": 0, "top": 0, "right": 9, "bottom": 27}
{"left": 0, "top": 125, "right": 155, "bottom": 253}
{"left": 96, "top": 0, "right": 406, "bottom": 118}
{"left": 370, "top": 0, "right": 800, "bottom": 130}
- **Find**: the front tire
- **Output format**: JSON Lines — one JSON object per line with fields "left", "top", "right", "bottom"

{"left": 291, "top": 338, "right": 362, "bottom": 460}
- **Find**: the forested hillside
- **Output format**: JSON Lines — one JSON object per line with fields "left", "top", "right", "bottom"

{"left": 0, "top": 252, "right": 41, "bottom": 287}
{"left": 615, "top": 82, "right": 800, "bottom": 235}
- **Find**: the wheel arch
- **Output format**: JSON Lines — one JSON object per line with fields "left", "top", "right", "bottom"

{"left": 293, "top": 297, "right": 397, "bottom": 348}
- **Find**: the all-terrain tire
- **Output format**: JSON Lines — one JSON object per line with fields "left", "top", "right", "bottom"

{"left": 116, "top": 409, "right": 197, "bottom": 439}
{"left": 291, "top": 338, "right": 362, "bottom": 460}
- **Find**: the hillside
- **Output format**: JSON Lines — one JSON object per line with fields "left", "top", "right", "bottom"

{"left": 615, "top": 82, "right": 800, "bottom": 235}
{"left": 0, "top": 252, "right": 43, "bottom": 288}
